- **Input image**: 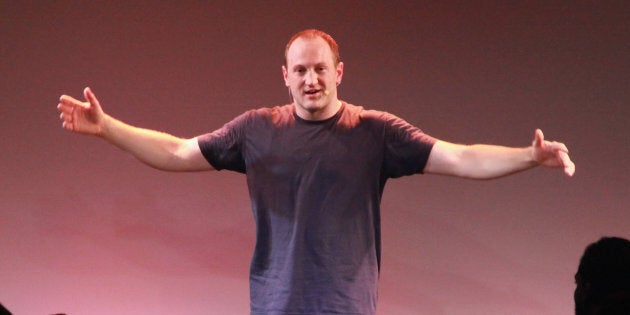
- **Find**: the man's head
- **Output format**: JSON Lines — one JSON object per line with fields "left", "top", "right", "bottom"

{"left": 284, "top": 29, "right": 341, "bottom": 67}
{"left": 282, "top": 29, "right": 344, "bottom": 121}
{"left": 575, "top": 236, "right": 630, "bottom": 315}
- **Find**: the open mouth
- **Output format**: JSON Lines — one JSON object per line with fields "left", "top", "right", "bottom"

{"left": 305, "top": 89, "right": 321, "bottom": 95}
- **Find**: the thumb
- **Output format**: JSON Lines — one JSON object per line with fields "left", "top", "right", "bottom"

{"left": 533, "top": 128, "right": 544, "bottom": 148}
{"left": 83, "top": 87, "right": 101, "bottom": 110}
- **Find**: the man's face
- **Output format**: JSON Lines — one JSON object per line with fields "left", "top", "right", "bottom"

{"left": 282, "top": 36, "right": 343, "bottom": 121}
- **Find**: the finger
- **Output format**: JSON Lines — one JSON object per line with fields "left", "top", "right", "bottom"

{"left": 59, "top": 94, "right": 89, "bottom": 109}
{"left": 558, "top": 151, "right": 576, "bottom": 177}
{"left": 57, "top": 102, "right": 75, "bottom": 114}
{"left": 61, "top": 120, "right": 74, "bottom": 131}
{"left": 557, "top": 142, "right": 569, "bottom": 153}
{"left": 59, "top": 94, "right": 80, "bottom": 104}
{"left": 565, "top": 163, "right": 576, "bottom": 177}
{"left": 545, "top": 141, "right": 570, "bottom": 153}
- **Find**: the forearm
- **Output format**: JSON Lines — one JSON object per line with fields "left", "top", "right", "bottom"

{"left": 425, "top": 141, "right": 539, "bottom": 179}
{"left": 98, "top": 114, "right": 203, "bottom": 171}
{"left": 456, "top": 144, "right": 538, "bottom": 179}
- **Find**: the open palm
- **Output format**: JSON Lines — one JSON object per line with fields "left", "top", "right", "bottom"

{"left": 58, "top": 87, "right": 105, "bottom": 136}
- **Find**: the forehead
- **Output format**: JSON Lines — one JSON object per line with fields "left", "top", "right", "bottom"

{"left": 286, "top": 37, "right": 335, "bottom": 67}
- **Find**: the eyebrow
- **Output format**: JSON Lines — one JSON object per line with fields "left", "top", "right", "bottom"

{"left": 291, "top": 62, "right": 328, "bottom": 71}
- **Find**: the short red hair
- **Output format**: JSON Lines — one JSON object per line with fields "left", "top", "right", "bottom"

{"left": 284, "top": 29, "right": 341, "bottom": 66}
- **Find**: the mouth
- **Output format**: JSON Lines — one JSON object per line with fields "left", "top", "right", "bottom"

{"left": 304, "top": 88, "right": 322, "bottom": 96}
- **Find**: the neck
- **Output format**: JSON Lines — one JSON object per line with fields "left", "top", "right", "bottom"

{"left": 295, "top": 100, "right": 342, "bottom": 121}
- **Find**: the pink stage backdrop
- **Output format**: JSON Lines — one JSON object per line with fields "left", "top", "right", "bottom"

{"left": 1, "top": 1, "right": 628, "bottom": 314}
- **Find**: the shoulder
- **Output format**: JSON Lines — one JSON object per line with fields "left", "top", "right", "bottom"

{"left": 250, "top": 103, "right": 293, "bottom": 116}
{"left": 234, "top": 103, "right": 294, "bottom": 126}
{"left": 342, "top": 102, "right": 402, "bottom": 127}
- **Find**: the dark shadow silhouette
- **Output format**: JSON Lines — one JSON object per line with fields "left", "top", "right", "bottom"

{"left": 0, "top": 303, "right": 11, "bottom": 315}
{"left": 575, "top": 236, "right": 630, "bottom": 315}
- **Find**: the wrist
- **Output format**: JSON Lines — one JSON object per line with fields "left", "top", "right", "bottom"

{"left": 527, "top": 146, "right": 539, "bottom": 167}
{"left": 97, "top": 114, "right": 114, "bottom": 139}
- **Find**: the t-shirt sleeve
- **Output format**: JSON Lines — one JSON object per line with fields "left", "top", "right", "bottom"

{"left": 382, "top": 114, "right": 436, "bottom": 178}
{"left": 197, "top": 111, "right": 250, "bottom": 173}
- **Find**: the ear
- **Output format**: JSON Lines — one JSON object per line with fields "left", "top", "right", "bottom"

{"left": 336, "top": 62, "right": 344, "bottom": 85}
{"left": 282, "top": 65, "right": 289, "bottom": 87}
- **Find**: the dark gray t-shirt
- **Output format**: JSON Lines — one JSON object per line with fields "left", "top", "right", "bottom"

{"left": 198, "top": 102, "right": 435, "bottom": 315}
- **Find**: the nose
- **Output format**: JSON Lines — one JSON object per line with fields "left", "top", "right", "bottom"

{"left": 304, "top": 69, "right": 318, "bottom": 86}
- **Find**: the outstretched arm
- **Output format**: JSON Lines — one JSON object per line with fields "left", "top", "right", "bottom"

{"left": 424, "top": 129, "right": 575, "bottom": 179}
{"left": 57, "top": 87, "right": 213, "bottom": 172}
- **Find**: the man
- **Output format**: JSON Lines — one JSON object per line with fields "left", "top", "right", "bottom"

{"left": 575, "top": 237, "right": 630, "bottom": 315}
{"left": 58, "top": 29, "right": 575, "bottom": 315}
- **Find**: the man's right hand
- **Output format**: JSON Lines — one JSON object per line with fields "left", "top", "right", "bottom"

{"left": 57, "top": 87, "right": 213, "bottom": 172}
{"left": 58, "top": 87, "right": 105, "bottom": 136}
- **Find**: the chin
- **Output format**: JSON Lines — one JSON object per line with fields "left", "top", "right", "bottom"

{"left": 298, "top": 100, "right": 323, "bottom": 111}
